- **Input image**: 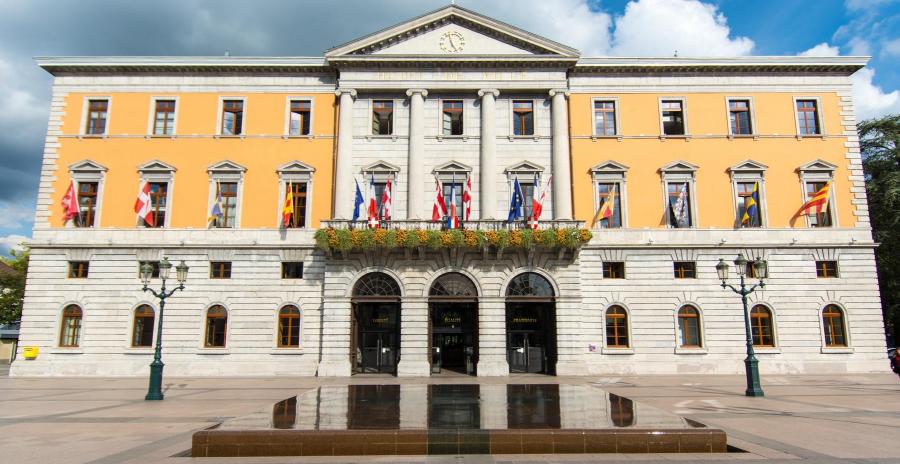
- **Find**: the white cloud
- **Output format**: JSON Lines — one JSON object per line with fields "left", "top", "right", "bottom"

{"left": 845, "top": 0, "right": 892, "bottom": 11}
{"left": 881, "top": 38, "right": 900, "bottom": 57}
{"left": 847, "top": 37, "right": 871, "bottom": 56}
{"left": 609, "top": 0, "right": 754, "bottom": 56}
{"left": 799, "top": 43, "right": 840, "bottom": 57}
{"left": 0, "top": 234, "right": 28, "bottom": 256}
{"left": 851, "top": 68, "right": 900, "bottom": 120}
{"left": 0, "top": 201, "right": 34, "bottom": 230}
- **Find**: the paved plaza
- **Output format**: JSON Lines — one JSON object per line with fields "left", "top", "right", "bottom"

{"left": 0, "top": 372, "right": 898, "bottom": 463}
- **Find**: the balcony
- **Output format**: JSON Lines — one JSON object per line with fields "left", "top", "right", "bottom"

{"left": 316, "top": 219, "right": 591, "bottom": 259}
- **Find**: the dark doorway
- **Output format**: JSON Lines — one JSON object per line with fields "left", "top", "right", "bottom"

{"left": 507, "top": 384, "right": 561, "bottom": 428}
{"left": 505, "top": 273, "right": 557, "bottom": 375}
{"left": 428, "top": 273, "right": 479, "bottom": 375}
{"left": 351, "top": 272, "right": 402, "bottom": 375}
{"left": 347, "top": 385, "right": 401, "bottom": 429}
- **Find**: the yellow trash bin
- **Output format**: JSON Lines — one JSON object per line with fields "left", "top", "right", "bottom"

{"left": 22, "top": 346, "right": 39, "bottom": 359}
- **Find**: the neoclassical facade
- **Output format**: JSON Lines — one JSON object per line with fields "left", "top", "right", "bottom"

{"left": 12, "top": 5, "right": 886, "bottom": 377}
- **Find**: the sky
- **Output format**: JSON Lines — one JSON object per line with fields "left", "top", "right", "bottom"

{"left": 0, "top": 0, "right": 898, "bottom": 255}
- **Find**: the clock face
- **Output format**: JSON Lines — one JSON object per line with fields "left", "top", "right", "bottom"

{"left": 439, "top": 31, "right": 466, "bottom": 53}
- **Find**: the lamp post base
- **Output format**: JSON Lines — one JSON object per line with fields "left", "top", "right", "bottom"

{"left": 744, "top": 356, "right": 764, "bottom": 397}
{"left": 145, "top": 361, "right": 165, "bottom": 401}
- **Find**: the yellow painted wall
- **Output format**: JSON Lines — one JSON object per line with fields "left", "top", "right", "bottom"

{"left": 569, "top": 92, "right": 856, "bottom": 228}
{"left": 53, "top": 92, "right": 336, "bottom": 228}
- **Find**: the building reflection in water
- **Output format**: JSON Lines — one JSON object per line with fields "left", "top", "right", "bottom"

{"left": 265, "top": 384, "right": 656, "bottom": 431}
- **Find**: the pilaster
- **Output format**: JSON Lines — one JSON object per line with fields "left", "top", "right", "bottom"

{"left": 478, "top": 89, "right": 499, "bottom": 219}
{"left": 405, "top": 89, "right": 428, "bottom": 219}
{"left": 333, "top": 88, "right": 357, "bottom": 220}
{"left": 549, "top": 89, "right": 573, "bottom": 220}
{"left": 397, "top": 296, "right": 430, "bottom": 376}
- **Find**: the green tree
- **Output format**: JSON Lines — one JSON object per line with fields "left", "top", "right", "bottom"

{"left": 859, "top": 114, "right": 900, "bottom": 347}
{"left": 0, "top": 248, "right": 28, "bottom": 324}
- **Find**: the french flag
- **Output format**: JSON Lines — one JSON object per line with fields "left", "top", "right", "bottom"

{"left": 447, "top": 181, "right": 459, "bottom": 229}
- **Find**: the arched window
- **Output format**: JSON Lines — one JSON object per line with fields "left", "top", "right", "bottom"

{"left": 59, "top": 305, "right": 83, "bottom": 347}
{"left": 429, "top": 272, "right": 478, "bottom": 298}
{"left": 677, "top": 306, "right": 702, "bottom": 348}
{"left": 822, "top": 305, "right": 847, "bottom": 347}
{"left": 132, "top": 305, "right": 155, "bottom": 348}
{"left": 605, "top": 306, "right": 629, "bottom": 348}
{"left": 750, "top": 305, "right": 774, "bottom": 347}
{"left": 609, "top": 393, "right": 635, "bottom": 427}
{"left": 352, "top": 272, "right": 401, "bottom": 298}
{"left": 205, "top": 305, "right": 228, "bottom": 348}
{"left": 506, "top": 272, "right": 555, "bottom": 298}
{"left": 278, "top": 306, "right": 301, "bottom": 348}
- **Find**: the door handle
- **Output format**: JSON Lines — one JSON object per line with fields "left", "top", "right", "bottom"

{"left": 516, "top": 347, "right": 525, "bottom": 353}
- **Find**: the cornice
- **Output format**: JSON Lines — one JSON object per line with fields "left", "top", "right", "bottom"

{"left": 574, "top": 56, "right": 868, "bottom": 76}
{"left": 35, "top": 56, "right": 330, "bottom": 75}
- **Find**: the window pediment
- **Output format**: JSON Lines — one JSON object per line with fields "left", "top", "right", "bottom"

{"left": 659, "top": 160, "right": 699, "bottom": 174}
{"left": 362, "top": 161, "right": 400, "bottom": 174}
{"left": 504, "top": 160, "right": 544, "bottom": 174}
{"left": 590, "top": 160, "right": 629, "bottom": 174}
{"left": 69, "top": 159, "right": 108, "bottom": 174}
{"left": 277, "top": 160, "right": 316, "bottom": 174}
{"left": 433, "top": 161, "right": 472, "bottom": 174}
{"left": 137, "top": 160, "right": 176, "bottom": 174}
{"left": 728, "top": 159, "right": 768, "bottom": 174}
{"left": 797, "top": 159, "right": 837, "bottom": 173}
{"left": 208, "top": 160, "right": 247, "bottom": 174}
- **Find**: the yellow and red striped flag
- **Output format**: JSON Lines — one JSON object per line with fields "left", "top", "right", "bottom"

{"left": 281, "top": 182, "right": 294, "bottom": 227}
{"left": 801, "top": 182, "right": 831, "bottom": 215}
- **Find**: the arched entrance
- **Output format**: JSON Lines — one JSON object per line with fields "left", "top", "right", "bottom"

{"left": 351, "top": 272, "right": 401, "bottom": 374}
{"left": 505, "top": 272, "right": 557, "bottom": 374}
{"left": 429, "top": 272, "right": 478, "bottom": 375}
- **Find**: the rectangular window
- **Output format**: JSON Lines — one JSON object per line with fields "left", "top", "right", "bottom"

{"left": 138, "top": 261, "right": 161, "bottom": 279}
{"left": 85, "top": 99, "right": 108, "bottom": 135}
{"left": 284, "top": 182, "right": 308, "bottom": 228}
{"left": 281, "top": 262, "right": 304, "bottom": 279}
{"left": 142, "top": 182, "right": 168, "bottom": 228}
{"left": 805, "top": 181, "right": 833, "bottom": 227}
{"left": 77, "top": 181, "right": 99, "bottom": 227}
{"left": 666, "top": 182, "right": 693, "bottom": 228}
{"left": 442, "top": 179, "right": 464, "bottom": 218}
{"left": 372, "top": 100, "right": 393, "bottom": 135}
{"left": 596, "top": 182, "right": 622, "bottom": 228}
{"left": 213, "top": 182, "right": 239, "bottom": 228}
{"left": 512, "top": 100, "right": 534, "bottom": 136}
{"left": 442, "top": 100, "right": 464, "bottom": 135}
{"left": 736, "top": 181, "right": 762, "bottom": 228}
{"left": 728, "top": 99, "right": 752, "bottom": 135}
{"left": 796, "top": 99, "right": 820, "bottom": 135}
{"left": 68, "top": 261, "right": 89, "bottom": 279}
{"left": 593, "top": 100, "right": 617, "bottom": 136}
{"left": 602, "top": 262, "right": 625, "bottom": 279}
{"left": 673, "top": 261, "right": 696, "bottom": 279}
{"left": 153, "top": 100, "right": 176, "bottom": 135}
{"left": 289, "top": 100, "right": 311, "bottom": 136}
{"left": 210, "top": 262, "right": 232, "bottom": 279}
{"left": 661, "top": 100, "right": 685, "bottom": 135}
{"left": 221, "top": 100, "right": 244, "bottom": 135}
{"left": 816, "top": 260, "right": 838, "bottom": 278}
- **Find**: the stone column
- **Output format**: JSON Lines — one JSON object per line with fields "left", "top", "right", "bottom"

{"left": 397, "top": 296, "right": 430, "bottom": 377}
{"left": 549, "top": 89, "right": 573, "bottom": 220}
{"left": 406, "top": 89, "right": 428, "bottom": 220}
{"left": 478, "top": 89, "right": 499, "bottom": 219}
{"left": 476, "top": 296, "right": 509, "bottom": 376}
{"left": 333, "top": 88, "right": 357, "bottom": 220}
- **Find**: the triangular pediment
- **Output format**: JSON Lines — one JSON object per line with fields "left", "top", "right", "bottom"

{"left": 362, "top": 161, "right": 400, "bottom": 173}
{"left": 797, "top": 159, "right": 837, "bottom": 172}
{"left": 433, "top": 161, "right": 472, "bottom": 173}
{"left": 325, "top": 5, "right": 579, "bottom": 58}
{"left": 659, "top": 160, "right": 699, "bottom": 173}
{"left": 207, "top": 160, "right": 246, "bottom": 173}
{"left": 504, "top": 160, "right": 544, "bottom": 174}
{"left": 590, "top": 160, "right": 630, "bottom": 173}
{"left": 277, "top": 160, "right": 316, "bottom": 174}
{"left": 69, "top": 159, "right": 107, "bottom": 173}
{"left": 137, "top": 159, "right": 176, "bottom": 173}
{"left": 728, "top": 159, "right": 768, "bottom": 173}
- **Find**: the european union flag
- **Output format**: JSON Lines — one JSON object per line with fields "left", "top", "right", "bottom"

{"left": 507, "top": 177, "right": 524, "bottom": 223}
{"left": 742, "top": 182, "right": 760, "bottom": 226}
{"left": 352, "top": 178, "right": 365, "bottom": 222}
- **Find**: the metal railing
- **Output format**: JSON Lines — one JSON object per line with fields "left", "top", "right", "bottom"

{"left": 322, "top": 219, "right": 585, "bottom": 231}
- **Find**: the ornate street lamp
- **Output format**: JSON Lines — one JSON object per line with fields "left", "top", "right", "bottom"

{"left": 716, "top": 253, "right": 767, "bottom": 397}
{"left": 140, "top": 257, "right": 188, "bottom": 401}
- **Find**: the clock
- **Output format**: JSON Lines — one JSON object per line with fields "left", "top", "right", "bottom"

{"left": 439, "top": 31, "right": 466, "bottom": 53}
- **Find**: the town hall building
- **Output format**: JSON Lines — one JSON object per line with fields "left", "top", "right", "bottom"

{"left": 11, "top": 5, "right": 886, "bottom": 377}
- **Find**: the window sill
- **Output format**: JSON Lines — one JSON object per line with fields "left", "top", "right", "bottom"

{"left": 145, "top": 134, "right": 176, "bottom": 139}
{"left": 659, "top": 135, "right": 691, "bottom": 141}
{"left": 796, "top": 134, "right": 826, "bottom": 139}
{"left": 122, "top": 348, "right": 154, "bottom": 355}
{"left": 50, "top": 348, "right": 84, "bottom": 354}
{"left": 365, "top": 134, "right": 399, "bottom": 141}
{"left": 602, "top": 348, "right": 634, "bottom": 355}
{"left": 821, "top": 346, "right": 854, "bottom": 354}
{"left": 674, "top": 347, "right": 707, "bottom": 355}
{"left": 214, "top": 135, "right": 245, "bottom": 140}
{"left": 506, "top": 135, "right": 539, "bottom": 141}
{"left": 270, "top": 348, "right": 305, "bottom": 355}
{"left": 438, "top": 135, "right": 470, "bottom": 142}
{"left": 590, "top": 135, "right": 623, "bottom": 142}
{"left": 282, "top": 134, "right": 314, "bottom": 140}
{"left": 197, "top": 348, "right": 230, "bottom": 355}
{"left": 78, "top": 134, "right": 108, "bottom": 139}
